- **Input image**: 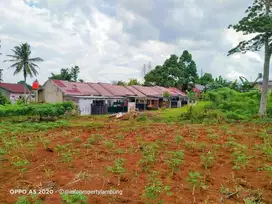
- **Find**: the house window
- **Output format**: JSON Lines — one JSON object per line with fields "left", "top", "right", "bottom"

{"left": 151, "top": 100, "right": 155, "bottom": 105}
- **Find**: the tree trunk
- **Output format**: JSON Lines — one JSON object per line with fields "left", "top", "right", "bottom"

{"left": 259, "top": 0, "right": 271, "bottom": 116}
{"left": 24, "top": 75, "right": 26, "bottom": 102}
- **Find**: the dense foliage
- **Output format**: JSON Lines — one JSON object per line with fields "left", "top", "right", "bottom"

{"left": 0, "top": 102, "right": 74, "bottom": 120}
{"left": 144, "top": 50, "right": 198, "bottom": 90}
{"left": 228, "top": 0, "right": 272, "bottom": 115}
{"left": 0, "top": 92, "right": 10, "bottom": 105}
{"left": 50, "top": 66, "right": 82, "bottom": 82}
{"left": 181, "top": 88, "right": 272, "bottom": 123}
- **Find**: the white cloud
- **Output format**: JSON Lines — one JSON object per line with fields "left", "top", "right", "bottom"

{"left": 0, "top": 0, "right": 268, "bottom": 87}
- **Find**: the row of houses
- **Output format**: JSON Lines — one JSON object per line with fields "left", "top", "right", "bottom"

{"left": 36, "top": 79, "right": 188, "bottom": 115}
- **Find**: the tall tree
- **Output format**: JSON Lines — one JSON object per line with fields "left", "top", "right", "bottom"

{"left": 179, "top": 50, "right": 198, "bottom": 90}
{"left": 50, "top": 68, "right": 72, "bottom": 81}
{"left": 227, "top": 0, "right": 272, "bottom": 116}
{"left": 4, "top": 43, "right": 43, "bottom": 97}
{"left": 198, "top": 73, "right": 214, "bottom": 85}
{"left": 70, "top": 65, "right": 80, "bottom": 82}
{"left": 144, "top": 50, "right": 198, "bottom": 90}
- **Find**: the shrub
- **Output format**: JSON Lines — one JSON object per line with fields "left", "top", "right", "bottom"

{"left": 0, "top": 102, "right": 74, "bottom": 121}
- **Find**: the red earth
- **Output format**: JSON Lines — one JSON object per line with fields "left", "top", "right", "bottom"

{"left": 0, "top": 117, "right": 272, "bottom": 204}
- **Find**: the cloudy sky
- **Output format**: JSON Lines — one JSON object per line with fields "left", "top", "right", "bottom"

{"left": 0, "top": 0, "right": 266, "bottom": 85}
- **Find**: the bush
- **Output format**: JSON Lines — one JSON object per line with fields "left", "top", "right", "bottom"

{"left": 0, "top": 102, "right": 74, "bottom": 121}
{"left": 180, "top": 88, "right": 265, "bottom": 122}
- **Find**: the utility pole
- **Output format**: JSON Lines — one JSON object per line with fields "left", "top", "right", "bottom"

{"left": 200, "top": 68, "right": 203, "bottom": 78}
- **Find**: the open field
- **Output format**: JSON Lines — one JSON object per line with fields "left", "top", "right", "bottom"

{"left": 0, "top": 115, "right": 272, "bottom": 204}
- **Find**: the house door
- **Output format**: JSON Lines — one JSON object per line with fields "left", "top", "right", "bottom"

{"left": 78, "top": 99, "right": 91, "bottom": 115}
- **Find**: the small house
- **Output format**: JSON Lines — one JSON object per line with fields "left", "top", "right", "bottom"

{"left": 0, "top": 82, "right": 30, "bottom": 103}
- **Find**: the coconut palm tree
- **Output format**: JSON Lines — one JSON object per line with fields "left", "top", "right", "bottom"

{"left": 4, "top": 43, "right": 43, "bottom": 98}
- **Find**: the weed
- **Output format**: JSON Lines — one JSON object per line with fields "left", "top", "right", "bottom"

{"left": 12, "top": 157, "right": 29, "bottom": 173}
{"left": 61, "top": 193, "right": 87, "bottom": 204}
{"left": 200, "top": 151, "right": 215, "bottom": 169}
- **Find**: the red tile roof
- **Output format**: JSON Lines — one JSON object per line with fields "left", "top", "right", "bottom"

{"left": 50, "top": 79, "right": 187, "bottom": 98}
{"left": 98, "top": 83, "right": 136, "bottom": 97}
{"left": 0, "top": 83, "right": 30, "bottom": 94}
{"left": 125, "top": 86, "right": 146, "bottom": 97}
{"left": 51, "top": 80, "right": 100, "bottom": 96}
{"left": 87, "top": 82, "right": 113, "bottom": 97}
{"left": 132, "top": 85, "right": 162, "bottom": 97}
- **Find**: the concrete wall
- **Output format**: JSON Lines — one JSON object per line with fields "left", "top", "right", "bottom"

{"left": 39, "top": 80, "right": 63, "bottom": 103}
{"left": 0, "top": 87, "right": 10, "bottom": 100}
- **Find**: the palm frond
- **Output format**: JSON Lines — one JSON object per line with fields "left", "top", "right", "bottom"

{"left": 29, "top": 57, "right": 44, "bottom": 62}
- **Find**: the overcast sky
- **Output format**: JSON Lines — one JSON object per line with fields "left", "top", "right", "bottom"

{"left": 0, "top": 0, "right": 267, "bottom": 85}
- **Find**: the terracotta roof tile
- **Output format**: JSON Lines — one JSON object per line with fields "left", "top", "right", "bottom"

{"left": 0, "top": 83, "right": 30, "bottom": 94}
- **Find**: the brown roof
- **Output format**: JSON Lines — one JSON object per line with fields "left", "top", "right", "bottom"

{"left": 132, "top": 85, "right": 162, "bottom": 97}
{"left": 0, "top": 83, "right": 30, "bottom": 94}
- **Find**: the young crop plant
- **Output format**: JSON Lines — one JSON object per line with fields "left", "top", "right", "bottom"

{"left": 87, "top": 134, "right": 102, "bottom": 145}
{"left": 12, "top": 157, "right": 29, "bottom": 174}
{"left": 186, "top": 171, "right": 207, "bottom": 199}
{"left": 232, "top": 151, "right": 248, "bottom": 170}
{"left": 208, "top": 133, "right": 220, "bottom": 141}
{"left": 16, "top": 195, "right": 42, "bottom": 204}
{"left": 61, "top": 193, "right": 87, "bottom": 204}
{"left": 174, "top": 135, "right": 184, "bottom": 145}
{"left": 257, "top": 164, "right": 272, "bottom": 177}
{"left": 200, "top": 151, "right": 215, "bottom": 169}
{"left": 106, "top": 158, "right": 126, "bottom": 186}
{"left": 103, "top": 140, "right": 115, "bottom": 149}
{"left": 60, "top": 151, "right": 73, "bottom": 163}
{"left": 184, "top": 141, "right": 196, "bottom": 150}
{"left": 197, "top": 142, "right": 207, "bottom": 152}
{"left": 142, "top": 171, "right": 172, "bottom": 204}
{"left": 138, "top": 143, "right": 160, "bottom": 172}
{"left": 115, "top": 148, "right": 124, "bottom": 155}
{"left": 167, "top": 151, "right": 184, "bottom": 174}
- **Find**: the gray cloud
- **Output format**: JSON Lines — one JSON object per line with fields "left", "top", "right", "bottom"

{"left": 0, "top": 0, "right": 266, "bottom": 85}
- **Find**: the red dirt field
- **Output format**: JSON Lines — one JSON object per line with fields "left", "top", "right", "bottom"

{"left": 0, "top": 117, "right": 272, "bottom": 204}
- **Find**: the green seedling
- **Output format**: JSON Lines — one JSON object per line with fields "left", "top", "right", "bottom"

{"left": 115, "top": 148, "right": 124, "bottom": 154}
{"left": 142, "top": 171, "right": 172, "bottom": 204}
{"left": 103, "top": 140, "right": 115, "bottom": 149}
{"left": 184, "top": 141, "right": 196, "bottom": 150}
{"left": 200, "top": 151, "right": 215, "bottom": 169}
{"left": 87, "top": 134, "right": 102, "bottom": 145}
{"left": 186, "top": 171, "right": 207, "bottom": 197}
{"left": 166, "top": 151, "right": 184, "bottom": 174}
{"left": 232, "top": 151, "right": 248, "bottom": 170}
{"left": 106, "top": 158, "right": 126, "bottom": 186}
{"left": 174, "top": 135, "right": 184, "bottom": 145}
{"left": 61, "top": 193, "right": 87, "bottom": 204}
